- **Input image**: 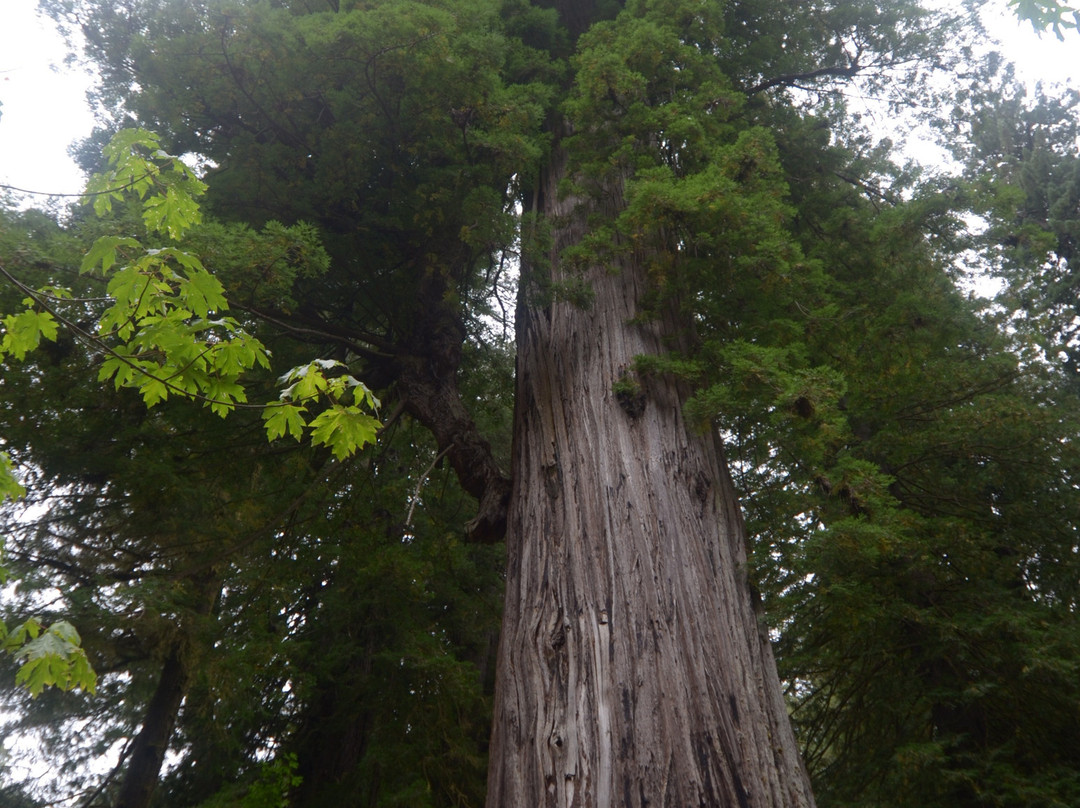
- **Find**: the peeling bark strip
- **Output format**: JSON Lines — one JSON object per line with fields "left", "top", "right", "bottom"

{"left": 485, "top": 145, "right": 815, "bottom": 806}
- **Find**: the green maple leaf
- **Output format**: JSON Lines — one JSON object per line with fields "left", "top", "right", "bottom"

{"left": 0, "top": 452, "right": 25, "bottom": 503}
{"left": 80, "top": 235, "right": 141, "bottom": 275}
{"left": 201, "top": 376, "right": 247, "bottom": 417}
{"left": 11, "top": 621, "right": 96, "bottom": 697}
{"left": 177, "top": 266, "right": 228, "bottom": 318}
{"left": 101, "top": 266, "right": 153, "bottom": 338}
{"left": 308, "top": 405, "right": 381, "bottom": 459}
{"left": 143, "top": 186, "right": 204, "bottom": 239}
{"left": 263, "top": 403, "right": 308, "bottom": 442}
{"left": 211, "top": 337, "right": 264, "bottom": 377}
{"left": 285, "top": 364, "right": 331, "bottom": 401}
{"left": 1, "top": 310, "right": 59, "bottom": 360}
{"left": 137, "top": 375, "right": 171, "bottom": 408}
{"left": 14, "top": 655, "right": 57, "bottom": 697}
{"left": 98, "top": 353, "right": 144, "bottom": 389}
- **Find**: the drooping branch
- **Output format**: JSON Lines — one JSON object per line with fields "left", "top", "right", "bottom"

{"left": 236, "top": 302, "right": 395, "bottom": 360}
{"left": 240, "top": 286, "right": 511, "bottom": 542}
{"left": 391, "top": 279, "right": 511, "bottom": 543}
{"left": 746, "top": 60, "right": 865, "bottom": 95}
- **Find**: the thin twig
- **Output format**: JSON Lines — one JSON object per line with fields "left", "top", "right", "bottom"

{"left": 404, "top": 444, "right": 453, "bottom": 529}
{"left": 0, "top": 171, "right": 156, "bottom": 199}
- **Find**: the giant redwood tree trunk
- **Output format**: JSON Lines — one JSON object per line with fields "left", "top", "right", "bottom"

{"left": 485, "top": 141, "right": 816, "bottom": 806}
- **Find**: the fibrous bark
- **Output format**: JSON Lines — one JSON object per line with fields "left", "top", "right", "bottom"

{"left": 486, "top": 145, "right": 815, "bottom": 806}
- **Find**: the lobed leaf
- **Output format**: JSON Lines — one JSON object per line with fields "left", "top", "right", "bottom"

{"left": 263, "top": 403, "right": 309, "bottom": 442}
{"left": 1, "top": 310, "right": 59, "bottom": 360}
{"left": 0, "top": 452, "right": 25, "bottom": 503}
{"left": 80, "top": 235, "right": 141, "bottom": 276}
{"left": 308, "top": 405, "right": 381, "bottom": 460}
{"left": 10, "top": 620, "right": 97, "bottom": 697}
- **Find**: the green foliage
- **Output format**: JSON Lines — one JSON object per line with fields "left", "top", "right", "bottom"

{"left": 1, "top": 305, "right": 59, "bottom": 360}
{"left": 0, "top": 452, "right": 22, "bottom": 505}
{"left": 269, "top": 360, "right": 382, "bottom": 459}
{"left": 75, "top": 131, "right": 271, "bottom": 414}
{"left": 705, "top": 119, "right": 1080, "bottom": 806}
{"left": 7, "top": 0, "right": 1080, "bottom": 806}
{"left": 2, "top": 131, "right": 264, "bottom": 417}
{"left": 1008, "top": 0, "right": 1080, "bottom": 38}
{"left": 195, "top": 754, "right": 302, "bottom": 808}
{"left": 0, "top": 124, "right": 383, "bottom": 711}
{"left": 950, "top": 71, "right": 1080, "bottom": 391}
{"left": 0, "top": 314, "right": 94, "bottom": 704}
{"left": 89, "top": 246, "right": 269, "bottom": 413}
{"left": 85, "top": 127, "right": 208, "bottom": 239}
{"left": 241, "top": 755, "right": 303, "bottom": 808}
{"left": 0, "top": 619, "right": 96, "bottom": 697}
{"left": 182, "top": 220, "right": 331, "bottom": 313}
{"left": 4, "top": 127, "right": 381, "bottom": 451}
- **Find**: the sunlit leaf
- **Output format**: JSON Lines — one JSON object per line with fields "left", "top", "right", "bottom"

{"left": 263, "top": 402, "right": 309, "bottom": 442}
{"left": 1, "top": 309, "right": 59, "bottom": 360}
{"left": 308, "top": 405, "right": 381, "bottom": 460}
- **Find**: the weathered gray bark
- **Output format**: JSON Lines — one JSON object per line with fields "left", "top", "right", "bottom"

{"left": 485, "top": 145, "right": 815, "bottom": 806}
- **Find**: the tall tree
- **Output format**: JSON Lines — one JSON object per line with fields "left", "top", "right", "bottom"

{"left": 718, "top": 155, "right": 1080, "bottom": 805}
{"left": 950, "top": 61, "right": 1080, "bottom": 391}
{"left": 0, "top": 197, "right": 501, "bottom": 807}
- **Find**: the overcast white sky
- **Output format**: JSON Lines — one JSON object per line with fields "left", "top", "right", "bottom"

{"left": 0, "top": 0, "right": 96, "bottom": 198}
{"left": 0, "top": 0, "right": 1076, "bottom": 200}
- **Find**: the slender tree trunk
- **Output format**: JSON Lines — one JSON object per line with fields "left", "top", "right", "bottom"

{"left": 114, "top": 574, "right": 219, "bottom": 808}
{"left": 114, "top": 646, "right": 189, "bottom": 808}
{"left": 486, "top": 144, "right": 815, "bottom": 806}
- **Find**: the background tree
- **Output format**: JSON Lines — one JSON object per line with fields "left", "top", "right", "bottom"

{"left": 0, "top": 190, "right": 504, "bottom": 807}
{"left": 715, "top": 152, "right": 1080, "bottom": 806}
{"left": 950, "top": 60, "right": 1080, "bottom": 392}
